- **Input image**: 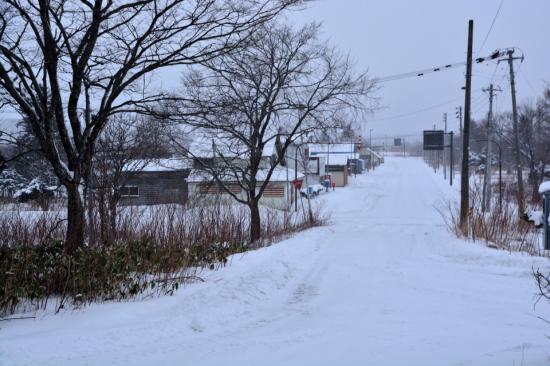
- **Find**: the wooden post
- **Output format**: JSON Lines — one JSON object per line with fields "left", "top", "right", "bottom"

{"left": 460, "top": 20, "right": 474, "bottom": 232}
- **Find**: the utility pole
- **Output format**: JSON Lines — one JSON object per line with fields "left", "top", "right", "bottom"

{"left": 460, "top": 20, "right": 474, "bottom": 233}
{"left": 456, "top": 106, "right": 463, "bottom": 136}
{"left": 455, "top": 106, "right": 463, "bottom": 169}
{"left": 506, "top": 50, "right": 525, "bottom": 215}
{"left": 443, "top": 112, "right": 448, "bottom": 180}
{"left": 449, "top": 131, "right": 454, "bottom": 186}
{"left": 481, "top": 84, "right": 500, "bottom": 212}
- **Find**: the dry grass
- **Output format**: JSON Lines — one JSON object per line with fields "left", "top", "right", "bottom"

{"left": 440, "top": 178, "right": 544, "bottom": 256}
{"left": 0, "top": 202, "right": 327, "bottom": 316}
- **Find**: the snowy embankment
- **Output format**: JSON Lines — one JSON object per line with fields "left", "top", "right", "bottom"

{"left": 1, "top": 157, "right": 549, "bottom": 366}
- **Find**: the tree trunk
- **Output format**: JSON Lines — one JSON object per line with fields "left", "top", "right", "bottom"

{"left": 65, "top": 183, "right": 85, "bottom": 253}
{"left": 249, "top": 200, "right": 261, "bottom": 243}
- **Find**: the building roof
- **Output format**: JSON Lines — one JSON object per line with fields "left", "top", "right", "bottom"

{"left": 307, "top": 142, "right": 357, "bottom": 166}
{"left": 123, "top": 158, "right": 191, "bottom": 172}
{"left": 188, "top": 166, "right": 303, "bottom": 183}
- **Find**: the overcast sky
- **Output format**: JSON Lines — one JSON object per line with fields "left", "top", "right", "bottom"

{"left": 288, "top": 0, "right": 550, "bottom": 142}
{"left": 1, "top": 1, "right": 548, "bottom": 143}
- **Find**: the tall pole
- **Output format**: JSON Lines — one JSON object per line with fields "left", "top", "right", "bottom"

{"left": 449, "top": 131, "right": 454, "bottom": 186}
{"left": 460, "top": 20, "right": 474, "bottom": 232}
{"left": 456, "top": 106, "right": 463, "bottom": 136}
{"left": 443, "top": 112, "right": 447, "bottom": 180}
{"left": 481, "top": 84, "right": 500, "bottom": 212}
{"left": 485, "top": 84, "right": 493, "bottom": 212}
{"left": 295, "top": 148, "right": 298, "bottom": 212}
{"left": 507, "top": 50, "right": 525, "bottom": 215}
{"left": 456, "top": 106, "right": 463, "bottom": 168}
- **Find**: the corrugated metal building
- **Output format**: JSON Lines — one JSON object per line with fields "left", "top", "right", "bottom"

{"left": 119, "top": 159, "right": 190, "bottom": 206}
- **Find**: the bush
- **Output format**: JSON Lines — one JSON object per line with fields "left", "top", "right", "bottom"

{"left": 0, "top": 202, "right": 326, "bottom": 316}
{"left": 440, "top": 178, "right": 544, "bottom": 256}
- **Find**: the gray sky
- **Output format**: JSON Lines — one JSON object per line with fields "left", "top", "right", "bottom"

{"left": 2, "top": 0, "right": 548, "bottom": 143}
{"left": 289, "top": 0, "right": 550, "bottom": 142}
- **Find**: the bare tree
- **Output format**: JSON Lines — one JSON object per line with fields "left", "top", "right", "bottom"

{"left": 93, "top": 114, "right": 169, "bottom": 242}
{"left": 0, "top": 0, "right": 298, "bottom": 252}
{"left": 176, "top": 22, "right": 375, "bottom": 242}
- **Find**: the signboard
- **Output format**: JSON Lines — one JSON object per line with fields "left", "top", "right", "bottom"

{"left": 394, "top": 138, "right": 402, "bottom": 146}
{"left": 423, "top": 130, "right": 445, "bottom": 151}
{"left": 307, "top": 157, "right": 320, "bottom": 174}
{"left": 292, "top": 179, "right": 303, "bottom": 189}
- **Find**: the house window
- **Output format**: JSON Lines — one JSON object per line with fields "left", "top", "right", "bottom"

{"left": 119, "top": 186, "right": 139, "bottom": 197}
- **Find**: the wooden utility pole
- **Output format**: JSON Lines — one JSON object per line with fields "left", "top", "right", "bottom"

{"left": 506, "top": 50, "right": 525, "bottom": 215}
{"left": 456, "top": 106, "right": 463, "bottom": 136}
{"left": 449, "top": 131, "right": 454, "bottom": 186}
{"left": 443, "top": 112, "right": 448, "bottom": 180}
{"left": 460, "top": 20, "right": 474, "bottom": 232}
{"left": 482, "top": 84, "right": 500, "bottom": 212}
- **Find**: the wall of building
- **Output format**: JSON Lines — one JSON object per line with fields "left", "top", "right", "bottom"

{"left": 119, "top": 171, "right": 189, "bottom": 206}
{"left": 325, "top": 165, "right": 348, "bottom": 187}
{"left": 188, "top": 180, "right": 293, "bottom": 210}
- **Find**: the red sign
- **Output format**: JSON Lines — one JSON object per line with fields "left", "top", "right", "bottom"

{"left": 292, "top": 179, "right": 303, "bottom": 189}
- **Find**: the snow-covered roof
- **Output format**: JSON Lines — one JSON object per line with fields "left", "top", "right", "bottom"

{"left": 124, "top": 158, "right": 191, "bottom": 172}
{"left": 308, "top": 143, "right": 356, "bottom": 154}
{"left": 309, "top": 152, "right": 351, "bottom": 166}
{"left": 324, "top": 154, "right": 351, "bottom": 165}
{"left": 188, "top": 166, "right": 303, "bottom": 183}
{"left": 308, "top": 143, "right": 360, "bottom": 166}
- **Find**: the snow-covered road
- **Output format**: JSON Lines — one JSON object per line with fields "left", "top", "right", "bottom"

{"left": 1, "top": 157, "right": 549, "bottom": 366}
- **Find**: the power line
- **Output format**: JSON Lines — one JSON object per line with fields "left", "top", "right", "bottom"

{"left": 477, "top": 0, "right": 504, "bottom": 54}
{"left": 373, "top": 49, "right": 507, "bottom": 83}
{"left": 519, "top": 68, "right": 537, "bottom": 94}
{"left": 368, "top": 97, "right": 463, "bottom": 122}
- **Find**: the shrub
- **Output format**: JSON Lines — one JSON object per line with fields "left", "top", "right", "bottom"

{"left": 0, "top": 202, "right": 326, "bottom": 316}
{"left": 439, "top": 178, "right": 544, "bottom": 256}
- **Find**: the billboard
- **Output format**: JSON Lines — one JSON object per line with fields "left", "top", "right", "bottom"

{"left": 423, "top": 130, "right": 445, "bottom": 150}
{"left": 394, "top": 138, "right": 402, "bottom": 146}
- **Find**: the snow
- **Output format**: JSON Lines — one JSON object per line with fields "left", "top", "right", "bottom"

{"left": 528, "top": 210, "right": 545, "bottom": 226}
{"left": 311, "top": 152, "right": 350, "bottom": 165}
{"left": 123, "top": 158, "right": 190, "bottom": 172}
{"left": 1, "top": 157, "right": 549, "bottom": 366}
{"left": 187, "top": 166, "right": 304, "bottom": 183}
{"left": 539, "top": 181, "right": 550, "bottom": 194}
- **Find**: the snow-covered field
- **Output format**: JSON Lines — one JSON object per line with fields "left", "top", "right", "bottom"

{"left": 1, "top": 157, "right": 549, "bottom": 366}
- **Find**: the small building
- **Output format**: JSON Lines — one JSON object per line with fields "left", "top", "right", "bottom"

{"left": 308, "top": 143, "right": 358, "bottom": 186}
{"left": 119, "top": 159, "right": 190, "bottom": 206}
{"left": 188, "top": 166, "right": 304, "bottom": 210}
{"left": 323, "top": 154, "right": 350, "bottom": 187}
